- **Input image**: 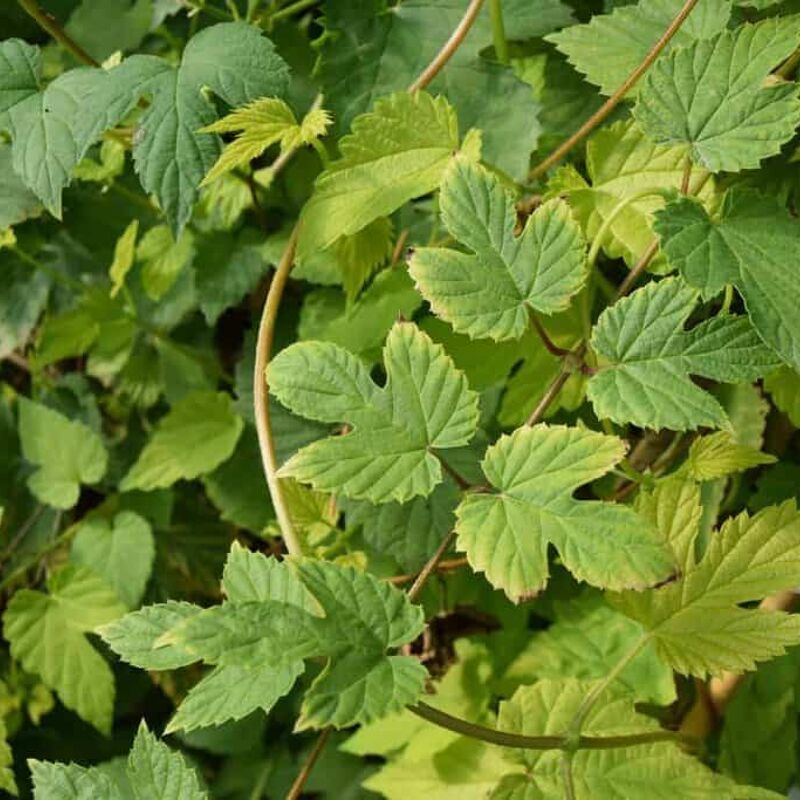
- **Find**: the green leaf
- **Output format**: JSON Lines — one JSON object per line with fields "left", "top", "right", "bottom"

{"left": 346, "top": 479, "right": 460, "bottom": 572}
{"left": 0, "top": 140, "right": 41, "bottom": 229}
{"left": 70, "top": 511, "right": 155, "bottom": 608}
{"left": 0, "top": 718, "right": 16, "bottom": 796}
{"left": 587, "top": 277, "right": 780, "bottom": 431}
{"left": 202, "top": 424, "right": 274, "bottom": 533}
{"left": 29, "top": 722, "right": 208, "bottom": 800}
{"left": 200, "top": 97, "right": 331, "bottom": 185}
{"left": 764, "top": 366, "right": 800, "bottom": 426}
{"left": 30, "top": 761, "right": 114, "bottom": 799}
{"left": 3, "top": 567, "right": 125, "bottom": 734}
{"left": 0, "top": 250, "right": 49, "bottom": 358}
{"left": 614, "top": 500, "right": 800, "bottom": 676}
{"left": 298, "top": 269, "right": 423, "bottom": 357}
{"left": 455, "top": 424, "right": 674, "bottom": 600}
{"left": 503, "top": 592, "right": 675, "bottom": 704}
{"left": 297, "top": 91, "right": 467, "bottom": 258}
{"left": 634, "top": 18, "right": 800, "bottom": 172}
{"left": 683, "top": 432, "right": 775, "bottom": 482}
{"left": 194, "top": 230, "right": 269, "bottom": 325}
{"left": 268, "top": 321, "right": 479, "bottom": 503}
{"left": 547, "top": 0, "right": 730, "bottom": 96}
{"left": 554, "top": 119, "right": 714, "bottom": 267}
{"left": 136, "top": 225, "right": 195, "bottom": 302}
{"left": 65, "top": 0, "right": 151, "bottom": 62}
{"left": 319, "top": 0, "right": 568, "bottom": 179}
{"left": 120, "top": 391, "right": 243, "bottom": 492}
{"left": 99, "top": 601, "right": 202, "bottom": 671}
{"left": 408, "top": 160, "right": 587, "bottom": 340}
{"left": 494, "top": 679, "right": 778, "bottom": 799}
{"left": 127, "top": 722, "right": 207, "bottom": 798}
{"left": 655, "top": 190, "right": 800, "bottom": 371}
{"left": 719, "top": 648, "right": 800, "bottom": 793}
{"left": 18, "top": 397, "right": 108, "bottom": 509}
{"left": 109, "top": 219, "right": 138, "bottom": 298}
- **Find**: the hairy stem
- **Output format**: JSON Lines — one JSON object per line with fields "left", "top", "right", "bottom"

{"left": 409, "top": 700, "right": 683, "bottom": 750}
{"left": 17, "top": 0, "right": 99, "bottom": 66}
{"left": 253, "top": 226, "right": 303, "bottom": 557}
{"left": 489, "top": 0, "right": 509, "bottom": 64}
{"left": 409, "top": 0, "right": 486, "bottom": 91}
{"left": 528, "top": 0, "right": 701, "bottom": 181}
{"left": 285, "top": 727, "right": 332, "bottom": 800}
{"left": 407, "top": 530, "right": 457, "bottom": 602}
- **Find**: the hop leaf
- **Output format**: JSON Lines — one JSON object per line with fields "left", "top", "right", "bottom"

{"left": 587, "top": 277, "right": 780, "bottom": 431}
{"left": 655, "top": 190, "right": 800, "bottom": 371}
{"left": 614, "top": 500, "right": 800, "bottom": 676}
{"left": 17, "top": 397, "right": 108, "bottom": 509}
{"left": 493, "top": 679, "right": 779, "bottom": 799}
{"left": 200, "top": 97, "right": 332, "bottom": 186}
{"left": 120, "top": 391, "right": 244, "bottom": 492}
{"left": 634, "top": 18, "right": 800, "bottom": 172}
{"left": 268, "top": 321, "right": 479, "bottom": 503}
{"left": 408, "top": 160, "right": 587, "bottom": 341}
{"left": 30, "top": 722, "right": 207, "bottom": 799}
{"left": 546, "top": 0, "right": 730, "bottom": 97}
{"left": 455, "top": 424, "right": 674, "bottom": 600}
{"left": 683, "top": 431, "right": 776, "bottom": 482}
{"left": 3, "top": 567, "right": 125, "bottom": 734}
{"left": 102, "top": 548, "right": 426, "bottom": 732}
{"left": 297, "top": 92, "right": 469, "bottom": 258}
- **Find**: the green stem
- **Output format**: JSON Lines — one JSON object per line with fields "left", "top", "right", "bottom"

{"left": 267, "top": 0, "right": 319, "bottom": 24}
{"left": 720, "top": 284, "right": 734, "bottom": 315}
{"left": 586, "top": 190, "right": 666, "bottom": 269}
{"left": 17, "top": 0, "right": 99, "bottom": 66}
{"left": 569, "top": 636, "right": 649, "bottom": 735}
{"left": 489, "top": 0, "right": 509, "bottom": 64}
{"left": 410, "top": 700, "right": 682, "bottom": 751}
{"left": 561, "top": 752, "right": 577, "bottom": 800}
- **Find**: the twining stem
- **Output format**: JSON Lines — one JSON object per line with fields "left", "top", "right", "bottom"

{"left": 387, "top": 557, "right": 468, "bottom": 586}
{"left": 253, "top": 226, "right": 303, "bottom": 557}
{"left": 267, "top": 0, "right": 319, "bottom": 25}
{"left": 285, "top": 727, "right": 332, "bottom": 800}
{"left": 408, "top": 0, "right": 486, "bottom": 91}
{"left": 489, "top": 0, "right": 509, "bottom": 64}
{"left": 615, "top": 239, "right": 659, "bottom": 298}
{"left": 528, "top": 0, "right": 701, "bottom": 181}
{"left": 409, "top": 700, "right": 682, "bottom": 750}
{"left": 526, "top": 365, "right": 571, "bottom": 426}
{"left": 17, "top": 0, "right": 99, "bottom": 66}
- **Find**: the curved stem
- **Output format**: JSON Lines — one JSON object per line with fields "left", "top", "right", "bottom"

{"left": 528, "top": 0, "right": 701, "bottom": 182}
{"left": 530, "top": 311, "right": 570, "bottom": 357}
{"left": 586, "top": 190, "right": 666, "bottom": 269}
{"left": 253, "top": 225, "right": 303, "bottom": 556}
{"left": 410, "top": 700, "right": 682, "bottom": 751}
{"left": 409, "top": 0, "right": 486, "bottom": 91}
{"left": 285, "top": 727, "right": 332, "bottom": 800}
{"left": 17, "top": 0, "right": 99, "bottom": 66}
{"left": 387, "top": 557, "right": 468, "bottom": 586}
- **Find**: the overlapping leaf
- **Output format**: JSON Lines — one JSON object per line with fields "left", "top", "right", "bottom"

{"left": 655, "top": 191, "right": 800, "bottom": 371}
{"left": 120, "top": 391, "right": 243, "bottom": 491}
{"left": 30, "top": 722, "right": 207, "bottom": 799}
{"left": 455, "top": 424, "right": 673, "bottom": 600}
{"left": 547, "top": 0, "right": 730, "bottom": 96}
{"left": 268, "top": 322, "right": 479, "bottom": 503}
{"left": 0, "top": 24, "right": 289, "bottom": 232}
{"left": 101, "top": 546, "right": 426, "bottom": 731}
{"left": 493, "top": 679, "right": 779, "bottom": 799}
{"left": 3, "top": 567, "right": 125, "bottom": 734}
{"left": 634, "top": 17, "right": 800, "bottom": 172}
{"left": 614, "top": 500, "right": 800, "bottom": 676}
{"left": 409, "top": 160, "right": 587, "bottom": 340}
{"left": 588, "top": 278, "right": 780, "bottom": 431}
{"left": 297, "top": 91, "right": 473, "bottom": 258}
